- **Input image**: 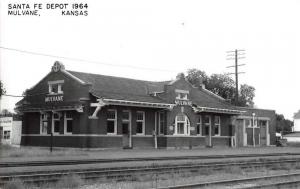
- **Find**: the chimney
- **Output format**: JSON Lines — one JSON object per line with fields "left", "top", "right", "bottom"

{"left": 176, "top": 73, "right": 185, "bottom": 80}
{"left": 198, "top": 77, "right": 205, "bottom": 89}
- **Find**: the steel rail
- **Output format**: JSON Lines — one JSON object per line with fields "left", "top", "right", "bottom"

{"left": 1, "top": 158, "right": 300, "bottom": 186}
{"left": 1, "top": 152, "right": 300, "bottom": 168}
{"left": 243, "top": 180, "right": 300, "bottom": 189}
{"left": 157, "top": 172, "right": 300, "bottom": 189}
{"left": 1, "top": 158, "right": 299, "bottom": 177}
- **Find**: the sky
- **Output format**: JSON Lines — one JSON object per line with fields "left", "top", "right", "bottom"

{"left": 0, "top": 0, "right": 300, "bottom": 120}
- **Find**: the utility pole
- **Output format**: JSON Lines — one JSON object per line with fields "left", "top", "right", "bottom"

{"left": 226, "top": 49, "right": 246, "bottom": 105}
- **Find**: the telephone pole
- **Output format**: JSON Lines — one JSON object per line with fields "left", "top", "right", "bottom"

{"left": 226, "top": 49, "right": 246, "bottom": 105}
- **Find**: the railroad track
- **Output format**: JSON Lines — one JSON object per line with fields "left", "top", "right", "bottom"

{"left": 1, "top": 158, "right": 300, "bottom": 186}
{"left": 1, "top": 152, "right": 300, "bottom": 168}
{"left": 157, "top": 172, "right": 300, "bottom": 189}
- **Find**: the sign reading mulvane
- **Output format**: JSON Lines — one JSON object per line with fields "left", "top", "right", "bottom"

{"left": 175, "top": 99, "right": 192, "bottom": 106}
{"left": 45, "top": 95, "right": 63, "bottom": 102}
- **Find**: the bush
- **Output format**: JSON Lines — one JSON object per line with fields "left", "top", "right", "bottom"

{"left": 4, "top": 179, "right": 25, "bottom": 189}
{"left": 56, "top": 174, "right": 84, "bottom": 188}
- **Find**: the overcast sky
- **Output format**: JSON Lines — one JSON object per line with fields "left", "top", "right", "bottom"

{"left": 1, "top": 0, "right": 299, "bottom": 120}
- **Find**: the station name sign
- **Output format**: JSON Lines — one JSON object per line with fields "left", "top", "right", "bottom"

{"left": 174, "top": 99, "right": 192, "bottom": 106}
{"left": 45, "top": 95, "right": 63, "bottom": 102}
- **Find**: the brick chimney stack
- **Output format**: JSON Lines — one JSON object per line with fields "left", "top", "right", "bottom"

{"left": 198, "top": 77, "right": 205, "bottom": 89}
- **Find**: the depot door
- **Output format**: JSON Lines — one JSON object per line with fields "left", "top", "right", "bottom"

{"left": 204, "top": 115, "right": 212, "bottom": 147}
{"left": 122, "top": 122, "right": 130, "bottom": 148}
{"left": 122, "top": 110, "right": 131, "bottom": 149}
{"left": 259, "top": 120, "right": 268, "bottom": 146}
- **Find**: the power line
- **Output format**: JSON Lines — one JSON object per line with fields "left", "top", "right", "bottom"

{"left": 2, "top": 94, "right": 24, "bottom": 97}
{"left": 226, "top": 49, "right": 246, "bottom": 105}
{"left": 0, "top": 46, "right": 180, "bottom": 73}
{"left": 2, "top": 92, "right": 49, "bottom": 98}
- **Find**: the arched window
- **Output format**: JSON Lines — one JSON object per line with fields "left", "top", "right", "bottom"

{"left": 174, "top": 113, "right": 190, "bottom": 135}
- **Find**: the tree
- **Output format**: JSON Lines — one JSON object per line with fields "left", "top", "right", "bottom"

{"left": 0, "top": 80, "right": 5, "bottom": 98}
{"left": 275, "top": 114, "right": 293, "bottom": 134}
{"left": 185, "top": 68, "right": 255, "bottom": 107}
{"left": 0, "top": 109, "right": 13, "bottom": 116}
{"left": 237, "top": 84, "right": 255, "bottom": 107}
{"left": 206, "top": 73, "right": 236, "bottom": 100}
{"left": 186, "top": 69, "right": 209, "bottom": 87}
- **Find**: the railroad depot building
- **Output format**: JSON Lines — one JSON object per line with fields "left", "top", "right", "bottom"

{"left": 16, "top": 62, "right": 276, "bottom": 149}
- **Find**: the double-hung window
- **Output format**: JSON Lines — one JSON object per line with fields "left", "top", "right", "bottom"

{"left": 246, "top": 119, "right": 257, "bottom": 128}
{"left": 258, "top": 120, "right": 267, "bottom": 127}
{"left": 136, "top": 111, "right": 145, "bottom": 135}
{"left": 40, "top": 113, "right": 48, "bottom": 134}
{"left": 197, "top": 115, "right": 202, "bottom": 135}
{"left": 48, "top": 80, "right": 64, "bottom": 94}
{"left": 174, "top": 113, "right": 190, "bottom": 135}
{"left": 3, "top": 131, "right": 10, "bottom": 139}
{"left": 159, "top": 112, "right": 165, "bottom": 135}
{"left": 107, "top": 109, "right": 117, "bottom": 135}
{"left": 64, "top": 111, "right": 73, "bottom": 134}
{"left": 214, "top": 116, "right": 221, "bottom": 136}
{"left": 175, "top": 89, "right": 189, "bottom": 100}
{"left": 52, "top": 112, "right": 61, "bottom": 134}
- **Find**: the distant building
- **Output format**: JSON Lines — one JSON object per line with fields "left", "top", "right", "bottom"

{"left": 15, "top": 61, "right": 276, "bottom": 149}
{"left": 0, "top": 117, "right": 22, "bottom": 145}
{"left": 293, "top": 110, "right": 300, "bottom": 132}
{"left": 283, "top": 110, "right": 300, "bottom": 143}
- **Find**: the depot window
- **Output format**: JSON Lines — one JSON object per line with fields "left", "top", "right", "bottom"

{"left": 159, "top": 112, "right": 165, "bottom": 135}
{"left": 214, "top": 116, "right": 221, "bottom": 136}
{"left": 107, "top": 109, "right": 117, "bottom": 135}
{"left": 197, "top": 115, "right": 202, "bottom": 135}
{"left": 48, "top": 80, "right": 64, "bottom": 94}
{"left": 64, "top": 111, "right": 73, "bottom": 134}
{"left": 52, "top": 112, "right": 61, "bottom": 134}
{"left": 136, "top": 111, "right": 145, "bottom": 135}
{"left": 258, "top": 120, "right": 268, "bottom": 127}
{"left": 174, "top": 113, "right": 190, "bottom": 135}
{"left": 40, "top": 113, "right": 49, "bottom": 134}
{"left": 4, "top": 131, "right": 10, "bottom": 139}
{"left": 175, "top": 89, "right": 189, "bottom": 100}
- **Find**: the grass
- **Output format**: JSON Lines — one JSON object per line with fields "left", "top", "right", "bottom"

{"left": 0, "top": 144, "right": 88, "bottom": 158}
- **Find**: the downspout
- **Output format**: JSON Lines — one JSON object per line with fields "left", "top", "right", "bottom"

{"left": 154, "top": 111, "right": 157, "bottom": 149}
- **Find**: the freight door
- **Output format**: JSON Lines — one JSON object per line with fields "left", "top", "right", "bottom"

{"left": 246, "top": 128, "right": 253, "bottom": 146}
{"left": 236, "top": 119, "right": 244, "bottom": 147}
{"left": 260, "top": 125, "right": 267, "bottom": 146}
{"left": 204, "top": 116, "right": 211, "bottom": 147}
{"left": 122, "top": 122, "right": 130, "bottom": 148}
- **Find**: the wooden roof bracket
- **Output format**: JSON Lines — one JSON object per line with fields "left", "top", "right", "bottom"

{"left": 89, "top": 98, "right": 107, "bottom": 119}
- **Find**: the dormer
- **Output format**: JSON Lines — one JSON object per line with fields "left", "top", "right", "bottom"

{"left": 175, "top": 89, "right": 189, "bottom": 100}
{"left": 48, "top": 80, "right": 64, "bottom": 95}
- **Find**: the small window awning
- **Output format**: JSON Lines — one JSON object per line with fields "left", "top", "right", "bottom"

{"left": 193, "top": 106, "right": 245, "bottom": 115}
